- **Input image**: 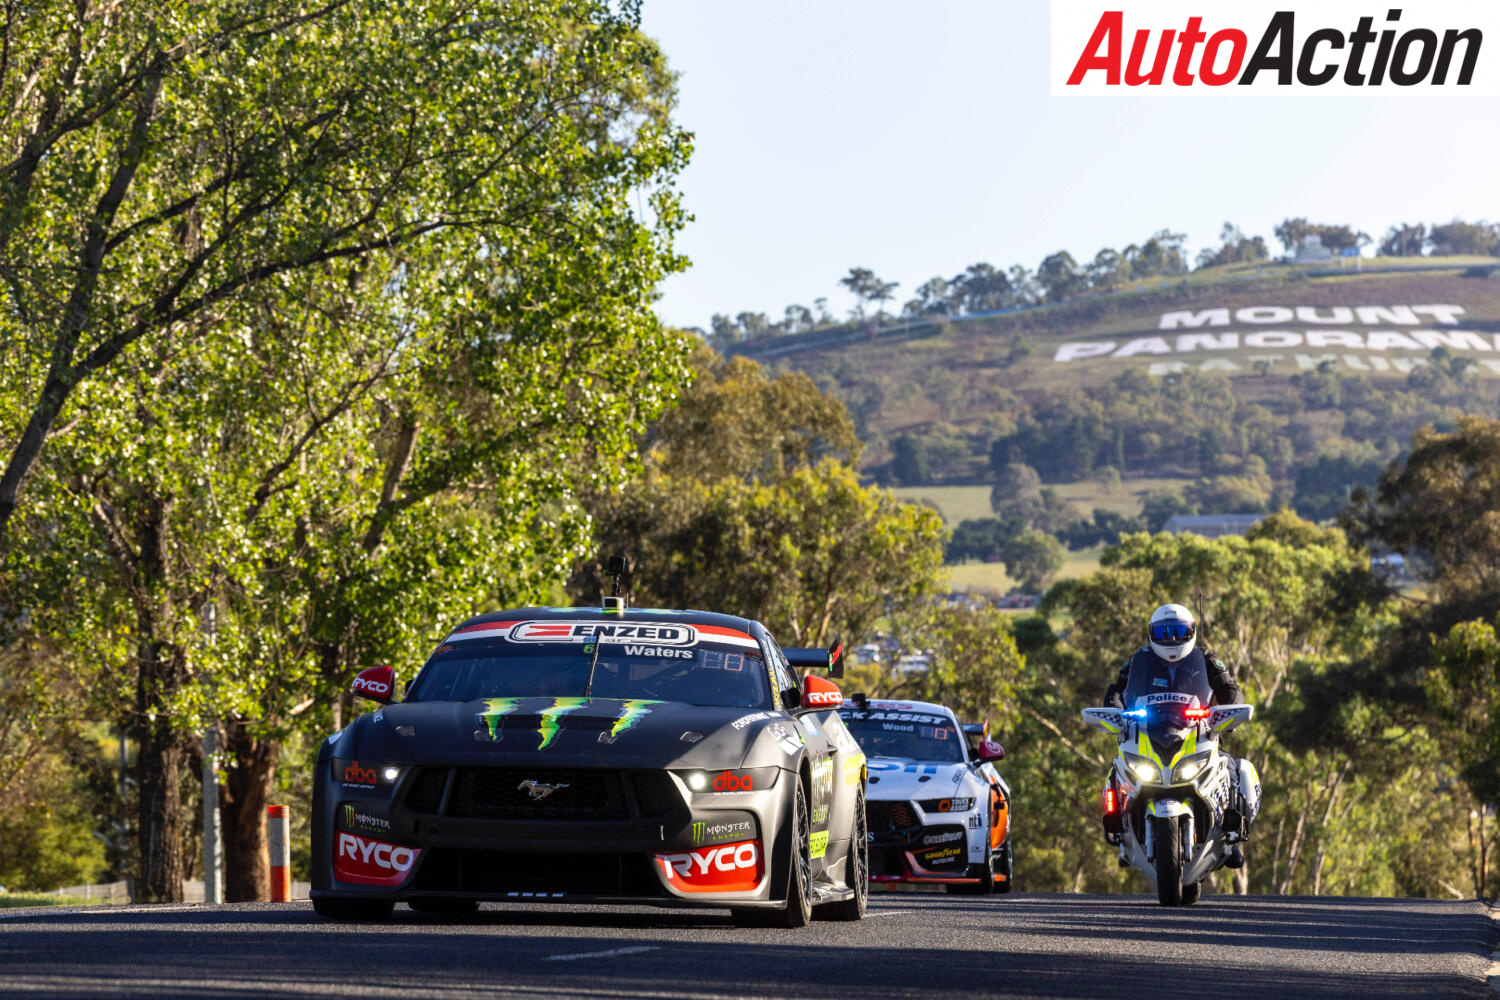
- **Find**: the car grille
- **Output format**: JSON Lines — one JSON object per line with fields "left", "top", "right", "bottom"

{"left": 402, "top": 766, "right": 681, "bottom": 821}
{"left": 867, "top": 800, "right": 917, "bottom": 832}
{"left": 412, "top": 848, "right": 664, "bottom": 896}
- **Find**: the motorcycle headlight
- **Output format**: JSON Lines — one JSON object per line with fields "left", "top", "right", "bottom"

{"left": 1129, "top": 760, "right": 1159, "bottom": 782}
{"left": 1176, "top": 760, "right": 1203, "bottom": 781}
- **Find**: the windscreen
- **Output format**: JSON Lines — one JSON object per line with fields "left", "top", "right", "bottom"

{"left": 406, "top": 622, "right": 771, "bottom": 709}
{"left": 1121, "top": 655, "right": 1214, "bottom": 751}
{"left": 839, "top": 709, "right": 966, "bottom": 763}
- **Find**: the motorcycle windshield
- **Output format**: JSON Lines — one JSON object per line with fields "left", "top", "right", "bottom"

{"left": 1123, "top": 657, "right": 1213, "bottom": 753}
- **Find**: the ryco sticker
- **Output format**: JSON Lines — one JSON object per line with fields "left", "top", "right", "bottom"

{"left": 655, "top": 838, "right": 762, "bottom": 893}
{"left": 334, "top": 832, "right": 420, "bottom": 887}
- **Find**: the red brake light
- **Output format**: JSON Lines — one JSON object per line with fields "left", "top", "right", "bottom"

{"left": 1184, "top": 707, "right": 1210, "bottom": 720}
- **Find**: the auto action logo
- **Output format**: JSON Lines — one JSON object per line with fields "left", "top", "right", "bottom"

{"left": 1051, "top": 2, "right": 1499, "bottom": 96}
{"left": 507, "top": 621, "right": 698, "bottom": 646}
{"left": 333, "top": 832, "right": 420, "bottom": 887}
{"left": 655, "top": 839, "right": 763, "bottom": 893}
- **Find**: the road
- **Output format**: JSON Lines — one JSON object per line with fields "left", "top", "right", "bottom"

{"left": 0, "top": 893, "right": 1494, "bottom": 999}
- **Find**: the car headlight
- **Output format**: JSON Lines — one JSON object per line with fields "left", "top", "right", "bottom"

{"left": 1129, "top": 760, "right": 1159, "bottom": 782}
{"left": 678, "top": 767, "right": 780, "bottom": 793}
{"left": 919, "top": 797, "right": 975, "bottom": 813}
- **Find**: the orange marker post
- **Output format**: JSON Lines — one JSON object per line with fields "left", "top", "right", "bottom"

{"left": 268, "top": 804, "right": 291, "bottom": 901}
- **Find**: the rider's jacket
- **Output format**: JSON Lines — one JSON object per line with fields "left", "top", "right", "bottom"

{"left": 1102, "top": 645, "right": 1243, "bottom": 709}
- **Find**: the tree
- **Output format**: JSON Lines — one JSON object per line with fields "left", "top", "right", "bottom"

{"left": 579, "top": 350, "right": 945, "bottom": 646}
{"left": 838, "top": 267, "right": 898, "bottom": 320}
{"left": 1274, "top": 218, "right": 1369, "bottom": 254}
{"left": 1379, "top": 223, "right": 1428, "bottom": 257}
{"left": 891, "top": 435, "right": 931, "bottom": 486}
{"left": 1345, "top": 415, "right": 1500, "bottom": 600}
{"left": 1092, "top": 466, "right": 1123, "bottom": 495}
{"left": 1036, "top": 251, "right": 1087, "bottom": 302}
{"left": 0, "top": 1, "right": 690, "bottom": 548}
{"left": 1, "top": 0, "right": 693, "bottom": 901}
{"left": 1427, "top": 219, "right": 1500, "bottom": 256}
{"left": 908, "top": 604, "right": 1025, "bottom": 728}
{"left": 1003, "top": 531, "right": 1065, "bottom": 592}
{"left": 1197, "top": 222, "right": 1269, "bottom": 269}
{"left": 1088, "top": 248, "right": 1131, "bottom": 289}
{"left": 991, "top": 463, "right": 1042, "bottom": 513}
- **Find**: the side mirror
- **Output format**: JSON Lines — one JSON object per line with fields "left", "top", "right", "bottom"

{"left": 977, "top": 739, "right": 1005, "bottom": 762}
{"left": 800, "top": 673, "right": 843, "bottom": 709}
{"left": 352, "top": 665, "right": 396, "bottom": 704}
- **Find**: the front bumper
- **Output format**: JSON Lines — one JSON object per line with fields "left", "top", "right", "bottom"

{"left": 311, "top": 760, "right": 797, "bottom": 909}
{"left": 864, "top": 797, "right": 983, "bottom": 885}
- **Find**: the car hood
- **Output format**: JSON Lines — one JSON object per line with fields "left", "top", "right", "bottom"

{"left": 864, "top": 756, "right": 975, "bottom": 800}
{"left": 331, "top": 697, "right": 796, "bottom": 770}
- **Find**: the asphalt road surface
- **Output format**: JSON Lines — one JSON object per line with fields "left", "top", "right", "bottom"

{"left": 1, "top": 893, "right": 1495, "bottom": 999}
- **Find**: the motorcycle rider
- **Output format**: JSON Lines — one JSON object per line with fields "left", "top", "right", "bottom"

{"left": 1101, "top": 603, "right": 1254, "bottom": 868}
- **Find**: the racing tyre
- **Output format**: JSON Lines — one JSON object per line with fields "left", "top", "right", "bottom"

{"left": 1153, "top": 816, "right": 1183, "bottom": 906}
{"left": 734, "top": 780, "right": 813, "bottom": 928}
{"left": 947, "top": 860, "right": 994, "bottom": 895}
{"left": 312, "top": 897, "right": 395, "bottom": 921}
{"left": 994, "top": 842, "right": 1013, "bottom": 894}
{"left": 1181, "top": 879, "right": 1201, "bottom": 905}
{"left": 408, "top": 898, "right": 481, "bottom": 915}
{"left": 818, "top": 789, "right": 868, "bottom": 921}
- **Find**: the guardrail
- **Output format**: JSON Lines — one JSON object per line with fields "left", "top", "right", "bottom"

{"left": 45, "top": 879, "right": 310, "bottom": 903}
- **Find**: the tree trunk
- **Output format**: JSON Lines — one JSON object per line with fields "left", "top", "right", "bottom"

{"left": 135, "top": 639, "right": 188, "bottom": 902}
{"left": 132, "top": 494, "right": 188, "bottom": 903}
{"left": 220, "top": 723, "right": 277, "bottom": 902}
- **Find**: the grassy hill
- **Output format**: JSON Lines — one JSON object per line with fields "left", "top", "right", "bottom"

{"left": 737, "top": 259, "right": 1500, "bottom": 592}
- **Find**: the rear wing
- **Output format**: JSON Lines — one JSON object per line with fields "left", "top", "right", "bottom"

{"left": 784, "top": 638, "right": 844, "bottom": 678}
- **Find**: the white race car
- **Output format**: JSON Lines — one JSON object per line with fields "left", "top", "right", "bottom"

{"left": 838, "top": 696, "right": 1012, "bottom": 894}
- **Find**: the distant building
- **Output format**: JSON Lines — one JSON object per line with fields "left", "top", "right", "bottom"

{"left": 1295, "top": 234, "right": 1335, "bottom": 263}
{"left": 1162, "top": 514, "right": 1267, "bottom": 539}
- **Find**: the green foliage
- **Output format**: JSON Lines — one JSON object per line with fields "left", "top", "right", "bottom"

{"left": 1003, "top": 531, "right": 1065, "bottom": 592}
{"left": 580, "top": 351, "right": 946, "bottom": 645}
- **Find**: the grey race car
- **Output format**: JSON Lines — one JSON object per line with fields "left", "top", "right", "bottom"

{"left": 310, "top": 603, "right": 868, "bottom": 927}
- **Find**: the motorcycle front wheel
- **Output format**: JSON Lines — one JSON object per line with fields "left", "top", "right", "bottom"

{"left": 1153, "top": 816, "right": 1182, "bottom": 906}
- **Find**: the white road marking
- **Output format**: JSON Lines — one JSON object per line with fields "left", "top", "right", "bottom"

{"left": 544, "top": 945, "right": 659, "bottom": 962}
{"left": 0, "top": 903, "right": 202, "bottom": 921}
{"left": 864, "top": 909, "right": 911, "bottom": 918}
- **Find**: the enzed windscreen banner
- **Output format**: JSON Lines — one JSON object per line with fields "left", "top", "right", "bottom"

{"left": 1051, "top": 2, "right": 1500, "bottom": 96}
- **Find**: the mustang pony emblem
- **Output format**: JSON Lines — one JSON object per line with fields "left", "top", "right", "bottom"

{"left": 518, "top": 779, "right": 569, "bottom": 801}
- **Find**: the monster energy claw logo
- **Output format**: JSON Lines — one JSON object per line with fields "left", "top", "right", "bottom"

{"left": 343, "top": 804, "right": 354, "bottom": 827}
{"left": 536, "top": 698, "right": 591, "bottom": 750}
{"left": 691, "top": 820, "right": 707, "bottom": 844}
{"left": 610, "top": 699, "right": 662, "bottom": 738}
{"left": 477, "top": 697, "right": 523, "bottom": 741}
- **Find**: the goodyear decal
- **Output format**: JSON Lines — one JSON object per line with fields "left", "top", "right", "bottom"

{"left": 610, "top": 699, "right": 662, "bottom": 739}
{"left": 477, "top": 698, "right": 523, "bottom": 741}
{"left": 810, "top": 830, "right": 829, "bottom": 859}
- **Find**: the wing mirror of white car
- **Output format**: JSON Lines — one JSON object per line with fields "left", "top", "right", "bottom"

{"left": 976, "top": 739, "right": 1005, "bottom": 763}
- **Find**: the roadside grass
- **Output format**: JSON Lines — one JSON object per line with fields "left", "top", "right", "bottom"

{"left": 0, "top": 892, "right": 111, "bottom": 909}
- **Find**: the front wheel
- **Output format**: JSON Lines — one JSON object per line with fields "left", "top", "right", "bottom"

{"left": 818, "top": 789, "right": 867, "bottom": 921}
{"left": 1153, "top": 816, "right": 1182, "bottom": 906}
{"left": 994, "top": 841, "right": 1013, "bottom": 894}
{"left": 734, "top": 779, "right": 813, "bottom": 928}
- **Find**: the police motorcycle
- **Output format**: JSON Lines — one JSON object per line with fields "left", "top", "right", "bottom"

{"left": 1080, "top": 666, "right": 1259, "bottom": 906}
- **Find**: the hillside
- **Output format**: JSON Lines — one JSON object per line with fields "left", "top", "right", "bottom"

{"left": 737, "top": 259, "right": 1500, "bottom": 592}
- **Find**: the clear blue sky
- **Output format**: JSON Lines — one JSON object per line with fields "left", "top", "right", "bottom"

{"left": 639, "top": 1, "right": 1500, "bottom": 330}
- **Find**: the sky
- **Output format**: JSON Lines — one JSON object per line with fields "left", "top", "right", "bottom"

{"left": 638, "top": 1, "right": 1500, "bottom": 331}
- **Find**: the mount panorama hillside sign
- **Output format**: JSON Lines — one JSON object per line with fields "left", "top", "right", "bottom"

{"left": 1051, "top": 304, "right": 1500, "bottom": 376}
